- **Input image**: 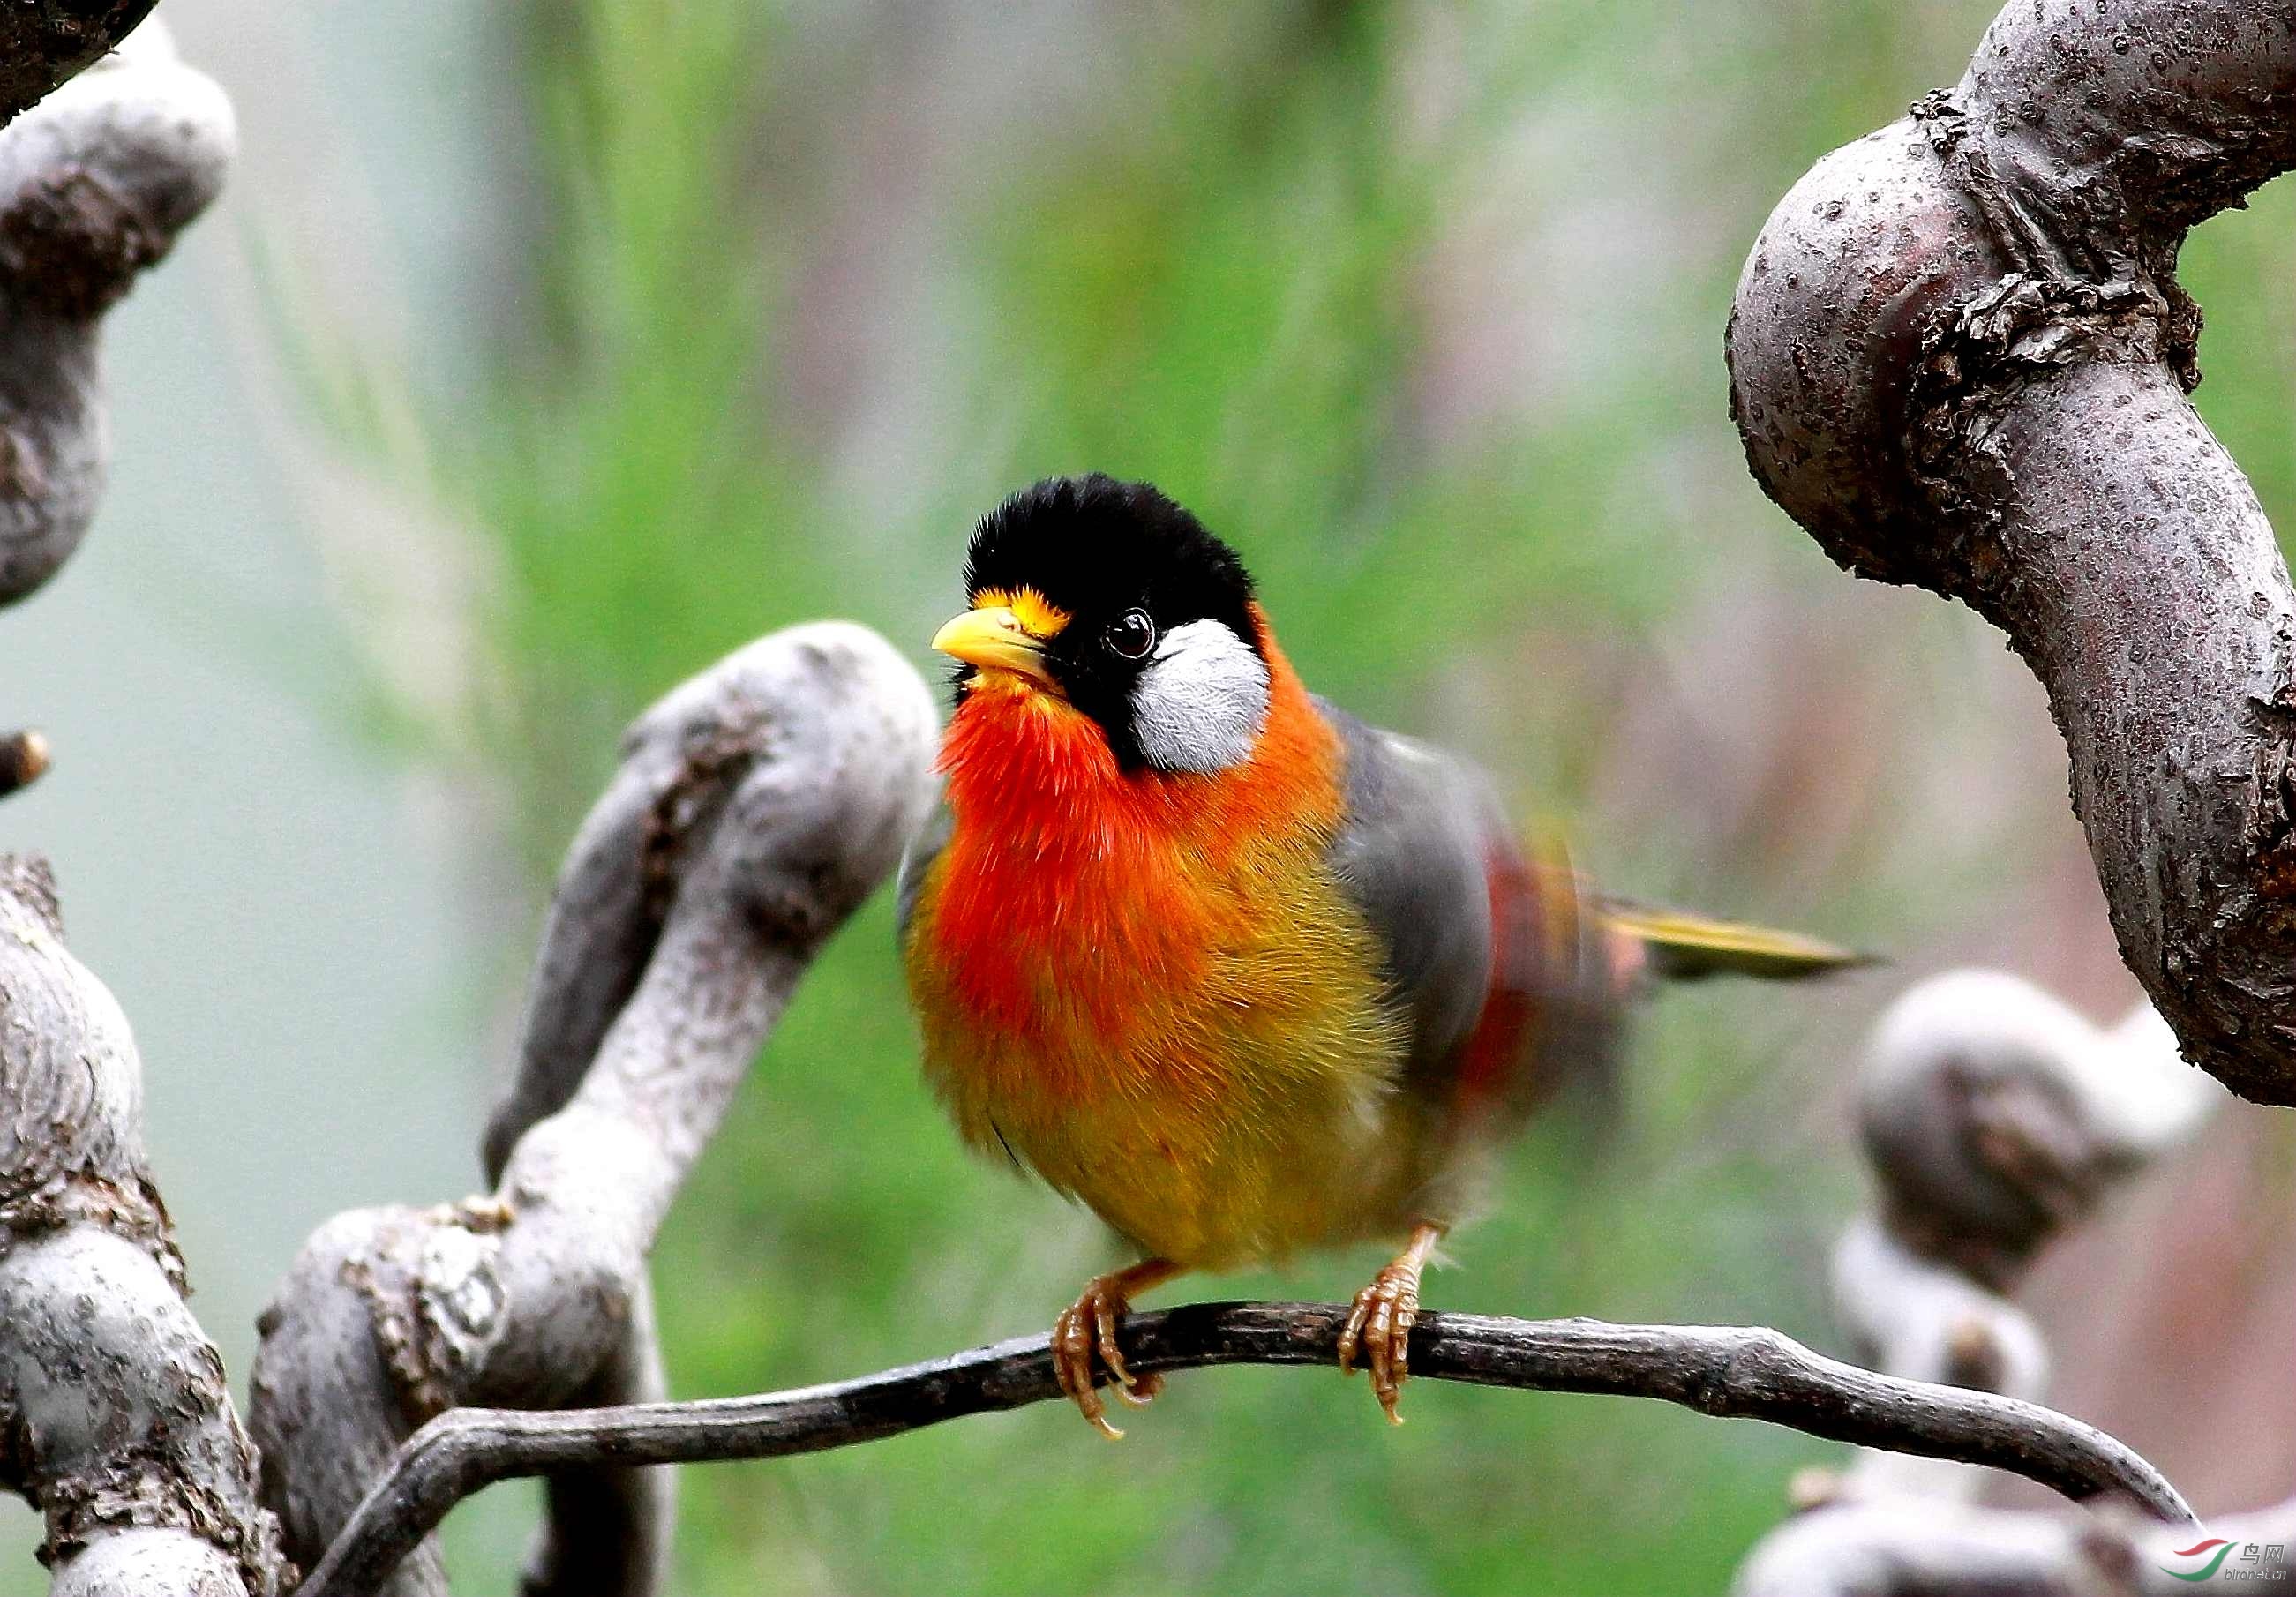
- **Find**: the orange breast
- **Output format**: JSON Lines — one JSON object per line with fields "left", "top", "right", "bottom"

{"left": 927, "top": 628, "right": 1339, "bottom": 1064}
{"left": 904, "top": 625, "right": 1414, "bottom": 1267}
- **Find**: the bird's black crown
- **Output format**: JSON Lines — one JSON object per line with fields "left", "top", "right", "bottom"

{"left": 964, "top": 475, "right": 1261, "bottom": 654}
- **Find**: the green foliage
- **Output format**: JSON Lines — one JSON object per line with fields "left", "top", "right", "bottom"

{"left": 368, "top": 0, "right": 2296, "bottom": 1591}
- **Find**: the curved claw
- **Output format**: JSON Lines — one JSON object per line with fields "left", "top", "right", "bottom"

{"left": 1053, "top": 1295, "right": 1125, "bottom": 1438}
{"left": 1337, "top": 1294, "right": 1368, "bottom": 1376}
{"left": 1341, "top": 1271, "right": 1419, "bottom": 1423}
{"left": 1339, "top": 1223, "right": 1444, "bottom": 1425}
{"left": 1049, "top": 1259, "right": 1181, "bottom": 1439}
{"left": 1092, "top": 1285, "right": 1162, "bottom": 1405}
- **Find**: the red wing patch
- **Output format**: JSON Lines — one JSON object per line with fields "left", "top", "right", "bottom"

{"left": 1451, "top": 841, "right": 1620, "bottom": 1121}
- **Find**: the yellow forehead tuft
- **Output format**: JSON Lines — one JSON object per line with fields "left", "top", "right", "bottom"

{"left": 974, "top": 586, "right": 1071, "bottom": 639}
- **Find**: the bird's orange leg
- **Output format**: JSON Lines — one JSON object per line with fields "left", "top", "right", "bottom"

{"left": 1338, "top": 1221, "right": 1446, "bottom": 1424}
{"left": 1052, "top": 1257, "right": 1184, "bottom": 1439}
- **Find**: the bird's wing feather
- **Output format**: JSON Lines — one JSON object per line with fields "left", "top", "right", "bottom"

{"left": 1317, "top": 700, "right": 1500, "bottom": 1089}
{"left": 1321, "top": 701, "right": 1625, "bottom": 1127}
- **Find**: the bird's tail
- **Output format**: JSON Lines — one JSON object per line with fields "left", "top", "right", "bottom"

{"left": 1596, "top": 898, "right": 1875, "bottom": 983}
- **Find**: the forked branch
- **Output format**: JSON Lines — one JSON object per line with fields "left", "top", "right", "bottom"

{"left": 248, "top": 621, "right": 939, "bottom": 1596}
{"left": 296, "top": 1301, "right": 2197, "bottom": 1597}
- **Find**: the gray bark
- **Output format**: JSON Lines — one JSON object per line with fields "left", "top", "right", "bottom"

{"left": 0, "top": 24, "right": 258, "bottom": 1595}
{"left": 7, "top": 0, "right": 2291, "bottom": 1588}
{"left": 247, "top": 621, "right": 940, "bottom": 1596}
{"left": 0, "top": 856, "right": 287, "bottom": 1596}
{"left": 0, "top": 18, "right": 233, "bottom": 606}
{"left": 1728, "top": 0, "right": 2296, "bottom": 1105}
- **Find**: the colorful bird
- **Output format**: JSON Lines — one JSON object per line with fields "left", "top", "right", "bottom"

{"left": 898, "top": 474, "right": 1859, "bottom": 1436}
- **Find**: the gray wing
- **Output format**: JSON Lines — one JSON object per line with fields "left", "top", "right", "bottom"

{"left": 894, "top": 784, "right": 953, "bottom": 941}
{"left": 1318, "top": 699, "right": 1501, "bottom": 1087}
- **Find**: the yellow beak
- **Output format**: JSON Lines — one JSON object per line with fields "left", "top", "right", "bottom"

{"left": 932, "top": 606, "right": 1056, "bottom": 686}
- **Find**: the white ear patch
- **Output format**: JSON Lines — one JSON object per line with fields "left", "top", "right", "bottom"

{"left": 1130, "top": 619, "right": 1271, "bottom": 772}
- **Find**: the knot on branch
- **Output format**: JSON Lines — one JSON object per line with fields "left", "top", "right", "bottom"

{"left": 1902, "top": 269, "right": 2189, "bottom": 606}
{"left": 0, "top": 165, "right": 166, "bottom": 320}
{"left": 39, "top": 1428, "right": 279, "bottom": 1593}
{"left": 0, "top": 1173, "right": 180, "bottom": 1289}
{"left": 341, "top": 1200, "right": 517, "bottom": 1426}
{"left": 0, "top": 852, "right": 184, "bottom": 1285}
{"left": 1853, "top": 971, "right": 2216, "bottom": 1293}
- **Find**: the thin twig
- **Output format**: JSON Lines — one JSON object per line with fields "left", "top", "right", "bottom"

{"left": 295, "top": 1300, "right": 2196, "bottom": 1595}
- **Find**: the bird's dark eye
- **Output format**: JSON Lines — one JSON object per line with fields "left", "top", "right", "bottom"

{"left": 1105, "top": 607, "right": 1157, "bottom": 660}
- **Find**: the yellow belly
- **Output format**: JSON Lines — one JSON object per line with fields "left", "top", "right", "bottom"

{"left": 905, "top": 852, "right": 1424, "bottom": 1271}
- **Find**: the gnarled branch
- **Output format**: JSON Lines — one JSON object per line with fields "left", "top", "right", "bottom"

{"left": 1737, "top": 1490, "right": 2294, "bottom": 1597}
{"left": 1728, "top": 0, "right": 2296, "bottom": 1104}
{"left": 293, "top": 1300, "right": 2197, "bottom": 1597}
{"left": 0, "top": 855, "right": 286, "bottom": 1596}
{"left": 247, "top": 620, "right": 939, "bottom": 1597}
{"left": 0, "top": 17, "right": 232, "bottom": 607}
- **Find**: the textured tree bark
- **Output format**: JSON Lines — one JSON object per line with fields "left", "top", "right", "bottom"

{"left": 1728, "top": 0, "right": 2296, "bottom": 1104}
{"left": 18, "top": 0, "right": 2296, "bottom": 1588}
{"left": 0, "top": 2, "right": 161, "bottom": 130}
{"left": 0, "top": 18, "right": 232, "bottom": 606}
{"left": 247, "top": 621, "right": 940, "bottom": 1597}
{"left": 0, "top": 856, "right": 287, "bottom": 1596}
{"left": 0, "top": 22, "right": 259, "bottom": 1596}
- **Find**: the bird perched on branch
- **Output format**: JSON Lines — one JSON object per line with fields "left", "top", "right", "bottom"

{"left": 898, "top": 474, "right": 1859, "bottom": 1436}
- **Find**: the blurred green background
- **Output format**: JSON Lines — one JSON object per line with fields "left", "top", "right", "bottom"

{"left": 7, "top": 0, "right": 2296, "bottom": 1592}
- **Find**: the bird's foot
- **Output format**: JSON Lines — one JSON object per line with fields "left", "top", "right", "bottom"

{"left": 1051, "top": 1258, "right": 1179, "bottom": 1439}
{"left": 1338, "top": 1222, "right": 1445, "bottom": 1424}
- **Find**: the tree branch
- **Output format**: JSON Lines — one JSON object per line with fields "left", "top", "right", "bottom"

{"left": 0, "top": 854, "right": 287, "bottom": 1596}
{"left": 1736, "top": 972, "right": 2260, "bottom": 1591}
{"left": 1827, "top": 971, "right": 2220, "bottom": 1502}
{"left": 0, "top": 0, "right": 160, "bottom": 129}
{"left": 291, "top": 1301, "right": 2197, "bottom": 1597}
{"left": 1727, "top": 0, "right": 2296, "bottom": 1105}
{"left": 0, "top": 17, "right": 232, "bottom": 607}
{"left": 248, "top": 620, "right": 939, "bottom": 1596}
